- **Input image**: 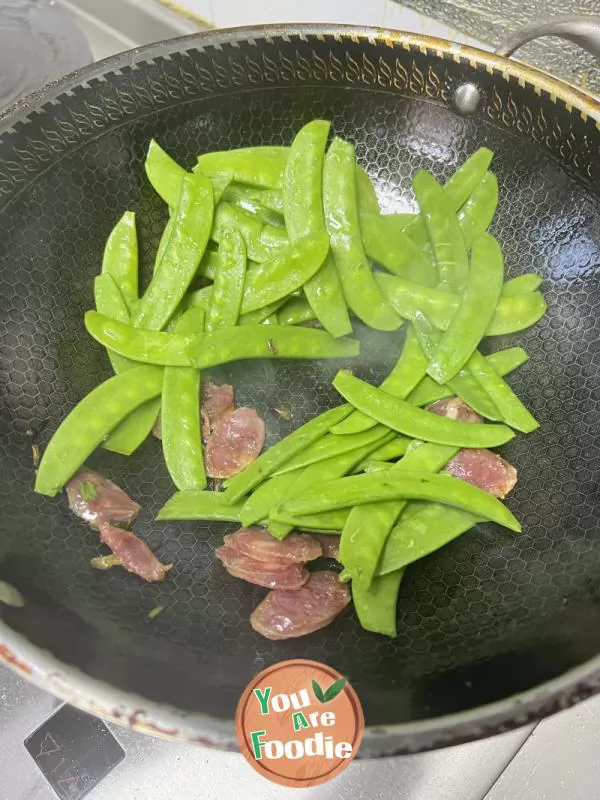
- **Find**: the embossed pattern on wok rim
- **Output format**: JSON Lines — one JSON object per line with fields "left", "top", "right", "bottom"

{"left": 0, "top": 24, "right": 599, "bottom": 756}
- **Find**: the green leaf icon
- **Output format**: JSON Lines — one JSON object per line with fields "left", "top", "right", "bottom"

{"left": 323, "top": 677, "right": 347, "bottom": 702}
{"left": 312, "top": 679, "right": 325, "bottom": 703}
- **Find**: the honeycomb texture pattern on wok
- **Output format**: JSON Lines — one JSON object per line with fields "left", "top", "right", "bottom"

{"left": 0, "top": 33, "right": 600, "bottom": 729}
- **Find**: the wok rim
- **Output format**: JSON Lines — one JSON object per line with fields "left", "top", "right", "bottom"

{"left": 1, "top": 22, "right": 599, "bottom": 755}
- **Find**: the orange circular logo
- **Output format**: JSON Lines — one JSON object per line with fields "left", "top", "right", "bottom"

{"left": 236, "top": 659, "right": 364, "bottom": 787}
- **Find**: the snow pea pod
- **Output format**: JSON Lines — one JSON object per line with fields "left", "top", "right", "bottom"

{"left": 102, "top": 211, "right": 138, "bottom": 309}
{"left": 468, "top": 350, "right": 539, "bottom": 433}
{"left": 340, "top": 442, "right": 457, "bottom": 585}
{"left": 240, "top": 472, "right": 301, "bottom": 527}
{"left": 413, "top": 169, "right": 469, "bottom": 293}
{"left": 133, "top": 173, "right": 213, "bottom": 331}
{"left": 352, "top": 569, "right": 405, "bottom": 637}
{"left": 268, "top": 433, "right": 392, "bottom": 539}
{"left": 223, "top": 185, "right": 285, "bottom": 227}
{"left": 222, "top": 405, "right": 352, "bottom": 503}
{"left": 406, "top": 347, "right": 529, "bottom": 407}
{"left": 273, "top": 425, "right": 391, "bottom": 476}
{"left": 502, "top": 273, "right": 543, "bottom": 297}
{"left": 157, "top": 490, "right": 243, "bottom": 522}
{"left": 332, "top": 369, "right": 514, "bottom": 447}
{"left": 377, "top": 504, "right": 478, "bottom": 575}
{"left": 238, "top": 299, "right": 286, "bottom": 326}
{"left": 269, "top": 508, "right": 350, "bottom": 532}
{"left": 93, "top": 274, "right": 132, "bottom": 374}
{"left": 376, "top": 272, "right": 548, "bottom": 336}
{"left": 331, "top": 326, "right": 428, "bottom": 435}
{"left": 427, "top": 233, "right": 504, "bottom": 384}
{"left": 212, "top": 202, "right": 288, "bottom": 263}
{"left": 277, "top": 296, "right": 317, "bottom": 326}
{"left": 324, "top": 137, "right": 401, "bottom": 331}
{"left": 403, "top": 148, "right": 494, "bottom": 249}
{"left": 184, "top": 286, "right": 213, "bottom": 313}
{"left": 195, "top": 146, "right": 289, "bottom": 189}
{"left": 145, "top": 139, "right": 186, "bottom": 209}
{"left": 360, "top": 212, "right": 438, "bottom": 287}
{"left": 281, "top": 470, "right": 521, "bottom": 532}
{"left": 240, "top": 233, "right": 329, "bottom": 315}
{"left": 94, "top": 275, "right": 162, "bottom": 456}
{"left": 86, "top": 313, "right": 360, "bottom": 367}
{"left": 35, "top": 366, "right": 164, "bottom": 496}
{"left": 355, "top": 165, "right": 380, "bottom": 216}
{"left": 161, "top": 310, "right": 207, "bottom": 492}
{"left": 224, "top": 183, "right": 284, "bottom": 215}
{"left": 205, "top": 226, "right": 247, "bottom": 331}
{"left": 458, "top": 172, "right": 498, "bottom": 249}
{"left": 356, "top": 437, "right": 410, "bottom": 466}
{"left": 285, "top": 120, "right": 352, "bottom": 338}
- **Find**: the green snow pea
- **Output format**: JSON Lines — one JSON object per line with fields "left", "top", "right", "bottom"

{"left": 352, "top": 570, "right": 405, "bottom": 637}
{"left": 240, "top": 233, "right": 329, "bottom": 315}
{"left": 212, "top": 202, "right": 288, "bottom": 263}
{"left": 324, "top": 137, "right": 401, "bottom": 331}
{"left": 355, "top": 459, "right": 394, "bottom": 473}
{"left": 101, "top": 211, "right": 138, "bottom": 308}
{"left": 332, "top": 369, "right": 514, "bottom": 447}
{"left": 356, "top": 437, "right": 410, "bottom": 466}
{"left": 222, "top": 405, "right": 352, "bottom": 503}
{"left": 458, "top": 172, "right": 498, "bottom": 249}
{"left": 268, "top": 433, "right": 393, "bottom": 539}
{"left": 145, "top": 139, "right": 187, "bottom": 209}
{"left": 184, "top": 286, "right": 213, "bottom": 313}
{"left": 94, "top": 275, "right": 161, "bottom": 456}
{"left": 281, "top": 470, "right": 521, "bottom": 532}
{"left": 86, "top": 313, "right": 360, "bottom": 367}
{"left": 468, "top": 350, "right": 539, "bottom": 433}
{"left": 195, "top": 146, "right": 289, "bottom": 189}
{"left": 406, "top": 347, "right": 529, "bottom": 408}
{"left": 502, "top": 274, "right": 543, "bottom": 297}
{"left": 224, "top": 183, "right": 284, "bottom": 215}
{"left": 377, "top": 504, "right": 478, "bottom": 575}
{"left": 269, "top": 508, "right": 350, "bottom": 532}
{"left": 133, "top": 173, "right": 213, "bottom": 331}
{"left": 277, "top": 296, "right": 317, "bottom": 326}
{"left": 355, "top": 165, "right": 380, "bottom": 216}
{"left": 238, "top": 300, "right": 286, "bottom": 326}
{"left": 223, "top": 185, "right": 285, "bottom": 227}
{"left": 376, "top": 272, "right": 548, "bottom": 336}
{"left": 413, "top": 169, "right": 469, "bottom": 293}
{"left": 93, "top": 274, "right": 132, "bottom": 374}
{"left": 240, "top": 472, "right": 301, "bottom": 527}
{"left": 273, "top": 425, "right": 391, "bottom": 475}
{"left": 197, "top": 247, "right": 220, "bottom": 280}
{"left": 35, "top": 366, "right": 164, "bottom": 496}
{"left": 403, "top": 148, "right": 494, "bottom": 249}
{"left": 161, "top": 310, "right": 207, "bottom": 492}
{"left": 427, "top": 233, "right": 504, "bottom": 384}
{"left": 154, "top": 217, "right": 174, "bottom": 273}
{"left": 360, "top": 212, "right": 438, "bottom": 287}
{"left": 156, "top": 490, "right": 243, "bottom": 522}
{"left": 205, "top": 226, "right": 247, "bottom": 331}
{"left": 340, "top": 442, "right": 457, "bottom": 585}
{"left": 285, "top": 120, "right": 352, "bottom": 338}
{"left": 331, "top": 326, "right": 428, "bottom": 435}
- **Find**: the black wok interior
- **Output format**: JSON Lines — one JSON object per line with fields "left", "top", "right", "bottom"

{"left": 0, "top": 30, "right": 599, "bottom": 741}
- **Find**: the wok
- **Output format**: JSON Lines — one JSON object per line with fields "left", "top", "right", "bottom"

{"left": 1, "top": 19, "right": 600, "bottom": 757}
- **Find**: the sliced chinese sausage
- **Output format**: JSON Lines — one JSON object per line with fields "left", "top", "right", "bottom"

{"left": 99, "top": 524, "right": 171, "bottom": 582}
{"left": 205, "top": 407, "right": 265, "bottom": 479}
{"left": 427, "top": 397, "right": 483, "bottom": 424}
{"left": 445, "top": 448, "right": 517, "bottom": 499}
{"left": 66, "top": 469, "right": 140, "bottom": 530}
{"left": 311, "top": 534, "right": 341, "bottom": 560}
{"left": 215, "top": 545, "right": 308, "bottom": 590}
{"left": 224, "top": 527, "right": 322, "bottom": 563}
{"left": 250, "top": 571, "right": 351, "bottom": 640}
{"left": 201, "top": 380, "right": 234, "bottom": 432}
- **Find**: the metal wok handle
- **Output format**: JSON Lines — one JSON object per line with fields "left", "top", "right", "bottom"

{"left": 454, "top": 14, "right": 600, "bottom": 114}
{"left": 495, "top": 14, "right": 600, "bottom": 61}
